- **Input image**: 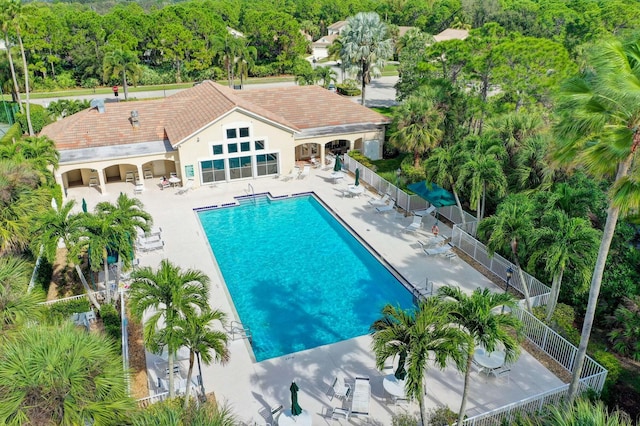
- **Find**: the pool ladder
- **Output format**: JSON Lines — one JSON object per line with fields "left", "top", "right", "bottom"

{"left": 247, "top": 183, "right": 256, "bottom": 205}
{"left": 228, "top": 320, "right": 252, "bottom": 343}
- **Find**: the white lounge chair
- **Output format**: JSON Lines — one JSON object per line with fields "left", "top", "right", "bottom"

{"left": 331, "top": 407, "right": 350, "bottom": 421}
{"left": 424, "top": 244, "right": 453, "bottom": 256}
{"left": 329, "top": 376, "right": 351, "bottom": 401}
{"left": 298, "top": 165, "right": 311, "bottom": 179}
{"left": 310, "top": 157, "right": 321, "bottom": 168}
{"left": 413, "top": 205, "right": 436, "bottom": 217}
{"left": 282, "top": 168, "right": 299, "bottom": 181}
{"left": 402, "top": 215, "right": 423, "bottom": 233}
{"left": 369, "top": 193, "right": 390, "bottom": 207}
{"left": 417, "top": 235, "right": 446, "bottom": 250}
{"left": 177, "top": 178, "right": 194, "bottom": 195}
{"left": 375, "top": 203, "right": 395, "bottom": 213}
{"left": 350, "top": 376, "right": 370, "bottom": 418}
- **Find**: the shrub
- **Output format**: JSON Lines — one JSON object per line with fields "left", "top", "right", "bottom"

{"left": 0, "top": 122, "right": 23, "bottom": 144}
{"left": 347, "top": 150, "right": 375, "bottom": 170}
{"left": 55, "top": 72, "right": 77, "bottom": 89}
{"left": 15, "top": 104, "right": 52, "bottom": 134}
{"left": 337, "top": 79, "right": 361, "bottom": 96}
{"left": 250, "top": 64, "right": 277, "bottom": 78}
{"left": 392, "top": 412, "right": 419, "bottom": 425}
{"left": 427, "top": 405, "right": 458, "bottom": 425}
{"left": 46, "top": 298, "right": 91, "bottom": 323}
{"left": 100, "top": 303, "right": 121, "bottom": 347}
{"left": 534, "top": 303, "right": 581, "bottom": 345}
{"left": 607, "top": 296, "right": 640, "bottom": 361}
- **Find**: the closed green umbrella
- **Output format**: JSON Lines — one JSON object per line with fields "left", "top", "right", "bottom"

{"left": 394, "top": 351, "right": 407, "bottom": 380}
{"left": 81, "top": 198, "right": 87, "bottom": 213}
{"left": 355, "top": 168, "right": 360, "bottom": 186}
{"left": 333, "top": 154, "right": 342, "bottom": 172}
{"left": 290, "top": 381, "right": 302, "bottom": 415}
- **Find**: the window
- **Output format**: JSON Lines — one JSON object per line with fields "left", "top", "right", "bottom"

{"left": 201, "top": 160, "right": 225, "bottom": 183}
{"left": 228, "top": 143, "right": 238, "bottom": 153}
{"left": 239, "top": 127, "right": 249, "bottom": 138}
{"left": 241, "top": 142, "right": 251, "bottom": 152}
{"left": 226, "top": 128, "right": 237, "bottom": 139}
{"left": 212, "top": 145, "right": 223, "bottom": 155}
{"left": 255, "top": 140, "right": 265, "bottom": 150}
{"left": 257, "top": 153, "right": 278, "bottom": 176}
{"left": 184, "top": 164, "right": 194, "bottom": 178}
{"left": 229, "top": 156, "right": 252, "bottom": 179}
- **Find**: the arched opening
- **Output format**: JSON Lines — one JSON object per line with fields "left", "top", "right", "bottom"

{"left": 141, "top": 160, "right": 176, "bottom": 180}
{"left": 62, "top": 168, "right": 100, "bottom": 188}
{"left": 294, "top": 142, "right": 320, "bottom": 161}
{"left": 325, "top": 139, "right": 350, "bottom": 155}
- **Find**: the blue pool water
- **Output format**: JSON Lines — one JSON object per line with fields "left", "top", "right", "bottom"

{"left": 197, "top": 195, "right": 413, "bottom": 361}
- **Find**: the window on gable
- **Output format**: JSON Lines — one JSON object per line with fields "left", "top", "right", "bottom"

{"left": 255, "top": 140, "right": 265, "bottom": 150}
{"left": 239, "top": 127, "right": 249, "bottom": 138}
{"left": 226, "top": 128, "right": 237, "bottom": 139}
{"left": 212, "top": 144, "right": 223, "bottom": 155}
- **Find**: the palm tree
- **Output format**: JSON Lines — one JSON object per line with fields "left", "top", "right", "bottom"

{"left": 0, "top": 323, "right": 135, "bottom": 424}
{"left": 553, "top": 38, "right": 640, "bottom": 400}
{"left": 457, "top": 134, "right": 507, "bottom": 222}
{"left": 0, "top": 0, "right": 21, "bottom": 111}
{"left": 528, "top": 211, "right": 600, "bottom": 322}
{"left": 390, "top": 89, "right": 444, "bottom": 168}
{"left": 438, "top": 286, "right": 523, "bottom": 422}
{"left": 370, "top": 299, "right": 465, "bottom": 423}
{"left": 32, "top": 200, "right": 78, "bottom": 263}
{"left": 216, "top": 33, "right": 242, "bottom": 88}
{"left": 314, "top": 66, "right": 337, "bottom": 89}
{"left": 424, "top": 144, "right": 467, "bottom": 224}
{"left": 0, "top": 255, "right": 43, "bottom": 329}
{"left": 477, "top": 194, "right": 535, "bottom": 312}
{"left": 235, "top": 42, "right": 257, "bottom": 89}
{"left": 340, "top": 12, "right": 393, "bottom": 106}
{"left": 128, "top": 260, "right": 210, "bottom": 398}
{"left": 103, "top": 48, "right": 141, "bottom": 101}
{"left": 175, "top": 308, "right": 230, "bottom": 409}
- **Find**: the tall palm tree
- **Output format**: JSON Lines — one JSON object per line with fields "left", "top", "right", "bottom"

{"left": 128, "top": 260, "right": 210, "bottom": 398}
{"left": 314, "top": 65, "right": 337, "bottom": 89}
{"left": 0, "top": 0, "right": 21, "bottom": 111}
{"left": 477, "top": 193, "right": 535, "bottom": 312}
{"left": 234, "top": 42, "right": 256, "bottom": 89}
{"left": 0, "top": 323, "right": 135, "bottom": 424}
{"left": 424, "top": 144, "right": 467, "bottom": 224}
{"left": 340, "top": 12, "right": 393, "bottom": 106}
{"left": 390, "top": 89, "right": 444, "bottom": 168}
{"left": 528, "top": 211, "right": 601, "bottom": 322}
{"left": 370, "top": 299, "right": 465, "bottom": 423}
{"left": 553, "top": 37, "right": 640, "bottom": 400}
{"left": 216, "top": 33, "right": 242, "bottom": 88}
{"left": 103, "top": 48, "right": 141, "bottom": 101}
{"left": 175, "top": 308, "right": 229, "bottom": 409}
{"left": 438, "top": 286, "right": 523, "bottom": 422}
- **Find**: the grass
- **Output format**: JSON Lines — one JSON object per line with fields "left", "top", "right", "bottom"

{"left": 370, "top": 156, "right": 405, "bottom": 184}
{"left": 371, "top": 106, "right": 395, "bottom": 117}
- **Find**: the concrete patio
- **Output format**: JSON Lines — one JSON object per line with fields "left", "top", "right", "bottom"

{"left": 67, "top": 164, "right": 565, "bottom": 424}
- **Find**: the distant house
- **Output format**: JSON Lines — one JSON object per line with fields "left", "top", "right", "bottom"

{"left": 433, "top": 28, "right": 470, "bottom": 42}
{"left": 312, "top": 34, "right": 339, "bottom": 60}
{"left": 40, "top": 81, "right": 389, "bottom": 196}
{"left": 397, "top": 26, "right": 417, "bottom": 38}
{"left": 227, "top": 27, "right": 244, "bottom": 38}
{"left": 327, "top": 20, "right": 347, "bottom": 35}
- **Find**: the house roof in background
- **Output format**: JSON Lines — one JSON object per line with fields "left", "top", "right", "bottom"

{"left": 433, "top": 28, "right": 470, "bottom": 42}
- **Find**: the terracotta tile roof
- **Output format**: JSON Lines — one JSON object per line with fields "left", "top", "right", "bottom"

{"left": 235, "top": 85, "right": 390, "bottom": 130}
{"left": 41, "top": 81, "right": 299, "bottom": 151}
{"left": 433, "top": 28, "right": 469, "bottom": 42}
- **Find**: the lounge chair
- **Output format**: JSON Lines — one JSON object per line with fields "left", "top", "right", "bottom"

{"left": 417, "top": 235, "right": 446, "bottom": 250}
{"left": 331, "top": 407, "right": 350, "bottom": 421}
{"left": 298, "top": 165, "right": 311, "bottom": 179}
{"left": 329, "top": 376, "right": 351, "bottom": 401}
{"left": 413, "top": 205, "right": 436, "bottom": 217}
{"left": 375, "top": 203, "right": 395, "bottom": 213}
{"left": 282, "top": 168, "right": 299, "bottom": 181}
{"left": 139, "top": 239, "right": 164, "bottom": 252}
{"left": 350, "top": 376, "right": 370, "bottom": 418}
{"left": 125, "top": 171, "right": 135, "bottom": 183}
{"left": 177, "top": 178, "right": 194, "bottom": 195}
{"left": 402, "top": 215, "right": 423, "bottom": 233}
{"left": 369, "top": 193, "right": 390, "bottom": 207}
{"left": 310, "top": 157, "right": 321, "bottom": 168}
{"left": 424, "top": 244, "right": 453, "bottom": 256}
{"left": 134, "top": 183, "right": 144, "bottom": 195}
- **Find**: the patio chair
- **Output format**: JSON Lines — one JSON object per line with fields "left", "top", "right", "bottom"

{"left": 298, "top": 165, "right": 311, "bottom": 179}
{"left": 125, "top": 171, "right": 135, "bottom": 183}
{"left": 134, "top": 183, "right": 144, "bottom": 195}
{"left": 368, "top": 193, "right": 390, "bottom": 207}
{"left": 329, "top": 375, "right": 351, "bottom": 401}
{"left": 417, "top": 235, "right": 446, "bottom": 251}
{"left": 350, "top": 376, "right": 370, "bottom": 418}
{"left": 424, "top": 244, "right": 453, "bottom": 256}
{"left": 330, "top": 407, "right": 350, "bottom": 422}
{"left": 310, "top": 157, "right": 321, "bottom": 168}
{"left": 143, "top": 168, "right": 153, "bottom": 179}
{"left": 281, "top": 168, "right": 299, "bottom": 181}
{"left": 413, "top": 205, "right": 436, "bottom": 217}
{"left": 375, "top": 203, "right": 395, "bottom": 214}
{"left": 89, "top": 177, "right": 99, "bottom": 187}
{"left": 402, "top": 215, "right": 422, "bottom": 233}
{"left": 492, "top": 365, "right": 511, "bottom": 383}
{"left": 177, "top": 179, "right": 194, "bottom": 195}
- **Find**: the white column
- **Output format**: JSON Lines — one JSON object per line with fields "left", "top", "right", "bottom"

{"left": 136, "top": 164, "right": 144, "bottom": 187}
{"left": 97, "top": 169, "right": 107, "bottom": 195}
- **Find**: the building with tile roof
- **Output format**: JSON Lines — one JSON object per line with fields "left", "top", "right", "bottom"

{"left": 41, "top": 81, "right": 389, "bottom": 195}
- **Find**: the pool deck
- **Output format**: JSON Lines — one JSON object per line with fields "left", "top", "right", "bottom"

{"left": 68, "top": 165, "right": 565, "bottom": 424}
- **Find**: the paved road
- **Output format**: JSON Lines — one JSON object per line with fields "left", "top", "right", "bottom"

{"left": 29, "top": 75, "right": 398, "bottom": 108}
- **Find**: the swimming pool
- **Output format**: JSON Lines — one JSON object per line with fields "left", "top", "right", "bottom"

{"left": 197, "top": 194, "right": 414, "bottom": 361}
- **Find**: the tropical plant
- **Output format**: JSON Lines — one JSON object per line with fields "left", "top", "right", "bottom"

{"left": 340, "top": 12, "right": 393, "bottom": 106}
{"left": 128, "top": 260, "right": 210, "bottom": 398}
{"left": 438, "top": 286, "right": 523, "bottom": 422}
{"left": 103, "top": 48, "right": 142, "bottom": 101}
{"left": 477, "top": 193, "right": 535, "bottom": 311}
{"left": 390, "top": 88, "right": 444, "bottom": 168}
{"left": 424, "top": 145, "right": 467, "bottom": 224}
{"left": 520, "top": 398, "right": 633, "bottom": 425}
{"left": 32, "top": 199, "right": 78, "bottom": 263}
{"left": 607, "top": 296, "right": 640, "bottom": 361}
{"left": 234, "top": 42, "right": 257, "bottom": 89}
{"left": 528, "top": 211, "right": 600, "bottom": 322}
{"left": 553, "top": 36, "right": 640, "bottom": 400}
{"left": 314, "top": 65, "right": 337, "bottom": 89}
{"left": 174, "top": 308, "right": 229, "bottom": 409}
{"left": 0, "top": 0, "right": 21, "bottom": 110}
{"left": 0, "top": 323, "right": 135, "bottom": 424}
{"left": 370, "top": 299, "right": 465, "bottom": 424}
{"left": 0, "top": 255, "right": 43, "bottom": 329}
{"left": 130, "top": 399, "right": 237, "bottom": 426}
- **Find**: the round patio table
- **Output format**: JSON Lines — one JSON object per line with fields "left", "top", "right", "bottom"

{"left": 382, "top": 374, "right": 406, "bottom": 398}
{"left": 473, "top": 348, "right": 505, "bottom": 371}
{"left": 168, "top": 176, "right": 181, "bottom": 187}
{"left": 277, "top": 409, "right": 312, "bottom": 426}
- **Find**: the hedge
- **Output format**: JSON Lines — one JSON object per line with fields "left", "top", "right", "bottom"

{"left": 0, "top": 122, "right": 23, "bottom": 144}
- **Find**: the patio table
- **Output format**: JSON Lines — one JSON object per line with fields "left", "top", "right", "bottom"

{"left": 169, "top": 176, "right": 181, "bottom": 187}
{"left": 382, "top": 374, "right": 406, "bottom": 398}
{"left": 473, "top": 348, "right": 505, "bottom": 374}
{"left": 277, "top": 409, "right": 312, "bottom": 426}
